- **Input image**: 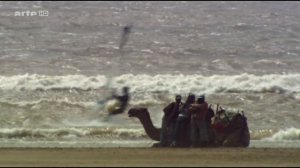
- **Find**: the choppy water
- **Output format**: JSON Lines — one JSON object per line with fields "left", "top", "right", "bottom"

{"left": 0, "top": 1, "right": 300, "bottom": 148}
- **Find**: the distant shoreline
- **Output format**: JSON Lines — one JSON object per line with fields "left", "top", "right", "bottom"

{"left": 0, "top": 147, "right": 299, "bottom": 167}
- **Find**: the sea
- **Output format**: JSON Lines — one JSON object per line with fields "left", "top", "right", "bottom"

{"left": 0, "top": 1, "right": 300, "bottom": 148}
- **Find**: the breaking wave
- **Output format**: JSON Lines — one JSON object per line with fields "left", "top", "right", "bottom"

{"left": 0, "top": 127, "right": 298, "bottom": 142}
{"left": 264, "top": 127, "right": 300, "bottom": 141}
{"left": 0, "top": 127, "right": 148, "bottom": 141}
{"left": 1, "top": 73, "right": 300, "bottom": 95}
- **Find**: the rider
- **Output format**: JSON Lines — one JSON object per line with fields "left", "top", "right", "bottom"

{"left": 109, "top": 86, "right": 130, "bottom": 115}
{"left": 160, "top": 95, "right": 183, "bottom": 147}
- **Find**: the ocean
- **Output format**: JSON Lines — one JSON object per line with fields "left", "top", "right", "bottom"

{"left": 0, "top": 1, "right": 300, "bottom": 148}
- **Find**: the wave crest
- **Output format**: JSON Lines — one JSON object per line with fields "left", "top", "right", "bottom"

{"left": 1, "top": 73, "right": 300, "bottom": 97}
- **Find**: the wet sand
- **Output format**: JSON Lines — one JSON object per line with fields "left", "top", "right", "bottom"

{"left": 0, "top": 147, "right": 299, "bottom": 167}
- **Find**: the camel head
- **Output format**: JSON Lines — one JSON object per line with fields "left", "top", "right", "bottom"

{"left": 128, "top": 107, "right": 150, "bottom": 118}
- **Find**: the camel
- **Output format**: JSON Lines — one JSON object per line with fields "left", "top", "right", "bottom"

{"left": 128, "top": 107, "right": 250, "bottom": 148}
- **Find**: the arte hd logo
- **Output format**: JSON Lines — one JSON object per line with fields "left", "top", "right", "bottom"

{"left": 14, "top": 10, "right": 49, "bottom": 17}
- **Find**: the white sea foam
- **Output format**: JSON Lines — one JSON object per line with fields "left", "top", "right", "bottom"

{"left": 264, "top": 127, "right": 300, "bottom": 141}
{"left": 1, "top": 126, "right": 299, "bottom": 142}
{"left": 254, "top": 59, "right": 287, "bottom": 65}
{"left": 0, "top": 74, "right": 108, "bottom": 90}
{"left": 0, "top": 127, "right": 147, "bottom": 140}
{"left": 1, "top": 73, "right": 300, "bottom": 95}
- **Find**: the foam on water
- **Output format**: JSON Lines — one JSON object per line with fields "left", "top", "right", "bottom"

{"left": 0, "top": 127, "right": 147, "bottom": 141}
{"left": 264, "top": 127, "right": 300, "bottom": 141}
{"left": 0, "top": 126, "right": 297, "bottom": 144}
{"left": 1, "top": 73, "right": 300, "bottom": 95}
{"left": 0, "top": 74, "right": 108, "bottom": 91}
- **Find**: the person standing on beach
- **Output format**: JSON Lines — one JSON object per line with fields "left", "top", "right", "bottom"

{"left": 206, "top": 104, "right": 215, "bottom": 142}
{"left": 170, "top": 93, "right": 195, "bottom": 147}
{"left": 160, "top": 95, "right": 183, "bottom": 147}
{"left": 189, "top": 95, "right": 209, "bottom": 147}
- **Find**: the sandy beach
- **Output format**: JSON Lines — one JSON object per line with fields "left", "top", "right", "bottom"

{"left": 0, "top": 147, "right": 299, "bottom": 167}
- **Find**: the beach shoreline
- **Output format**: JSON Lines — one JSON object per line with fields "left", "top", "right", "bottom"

{"left": 0, "top": 147, "right": 299, "bottom": 167}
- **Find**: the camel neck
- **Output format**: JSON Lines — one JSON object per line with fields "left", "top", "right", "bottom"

{"left": 136, "top": 112, "right": 161, "bottom": 141}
